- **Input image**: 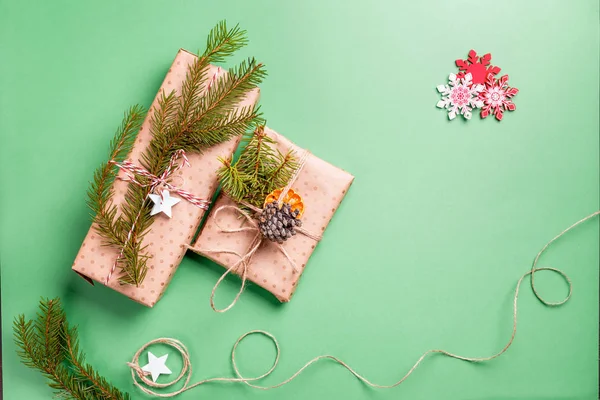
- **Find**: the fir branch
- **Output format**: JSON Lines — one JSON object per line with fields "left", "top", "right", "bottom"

{"left": 172, "top": 56, "right": 212, "bottom": 150}
{"left": 188, "top": 58, "right": 266, "bottom": 135}
{"left": 86, "top": 105, "right": 145, "bottom": 247}
{"left": 217, "top": 156, "right": 248, "bottom": 201}
{"left": 111, "top": 91, "right": 180, "bottom": 286}
{"left": 268, "top": 150, "right": 299, "bottom": 193}
{"left": 149, "top": 91, "right": 179, "bottom": 144}
{"left": 182, "top": 105, "right": 264, "bottom": 151}
{"left": 13, "top": 316, "right": 44, "bottom": 370}
{"left": 38, "top": 298, "right": 66, "bottom": 369}
{"left": 203, "top": 21, "right": 248, "bottom": 64}
{"left": 13, "top": 298, "right": 130, "bottom": 400}
{"left": 171, "top": 21, "right": 247, "bottom": 139}
{"left": 237, "top": 125, "right": 277, "bottom": 179}
{"left": 116, "top": 168, "right": 153, "bottom": 286}
{"left": 146, "top": 21, "right": 257, "bottom": 175}
{"left": 64, "top": 324, "right": 129, "bottom": 400}
{"left": 116, "top": 62, "right": 210, "bottom": 285}
{"left": 218, "top": 126, "right": 299, "bottom": 208}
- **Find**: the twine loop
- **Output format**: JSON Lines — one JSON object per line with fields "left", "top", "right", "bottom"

{"left": 526, "top": 210, "right": 595, "bottom": 306}
{"left": 128, "top": 331, "right": 283, "bottom": 397}
{"left": 193, "top": 150, "right": 323, "bottom": 312}
{"left": 128, "top": 338, "right": 193, "bottom": 397}
{"left": 130, "top": 210, "right": 599, "bottom": 397}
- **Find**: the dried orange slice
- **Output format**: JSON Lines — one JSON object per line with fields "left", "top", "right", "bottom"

{"left": 264, "top": 188, "right": 304, "bottom": 218}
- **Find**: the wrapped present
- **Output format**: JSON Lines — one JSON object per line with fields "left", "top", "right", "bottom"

{"left": 189, "top": 127, "right": 354, "bottom": 310}
{"left": 72, "top": 48, "right": 261, "bottom": 307}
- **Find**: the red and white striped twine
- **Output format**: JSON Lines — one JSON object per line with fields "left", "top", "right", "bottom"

{"left": 105, "top": 150, "right": 210, "bottom": 285}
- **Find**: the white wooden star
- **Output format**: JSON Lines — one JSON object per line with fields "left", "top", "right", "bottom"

{"left": 141, "top": 351, "right": 172, "bottom": 382}
{"left": 148, "top": 190, "right": 181, "bottom": 218}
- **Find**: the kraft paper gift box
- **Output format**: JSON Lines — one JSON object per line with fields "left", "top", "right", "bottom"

{"left": 72, "top": 49, "right": 259, "bottom": 307}
{"left": 189, "top": 127, "right": 354, "bottom": 303}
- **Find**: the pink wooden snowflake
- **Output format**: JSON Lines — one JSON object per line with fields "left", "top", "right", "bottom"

{"left": 479, "top": 74, "right": 519, "bottom": 121}
{"left": 456, "top": 50, "right": 501, "bottom": 85}
{"left": 436, "top": 73, "right": 484, "bottom": 120}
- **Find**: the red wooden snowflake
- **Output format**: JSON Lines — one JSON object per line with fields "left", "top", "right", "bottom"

{"left": 479, "top": 74, "right": 519, "bottom": 121}
{"left": 456, "top": 50, "right": 501, "bottom": 85}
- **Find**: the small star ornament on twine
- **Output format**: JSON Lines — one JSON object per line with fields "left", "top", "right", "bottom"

{"left": 149, "top": 190, "right": 181, "bottom": 218}
{"left": 102, "top": 150, "right": 210, "bottom": 284}
{"left": 141, "top": 351, "right": 172, "bottom": 383}
{"left": 436, "top": 50, "right": 518, "bottom": 122}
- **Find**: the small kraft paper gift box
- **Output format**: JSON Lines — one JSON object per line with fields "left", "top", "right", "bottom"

{"left": 72, "top": 49, "right": 260, "bottom": 307}
{"left": 189, "top": 127, "right": 354, "bottom": 310}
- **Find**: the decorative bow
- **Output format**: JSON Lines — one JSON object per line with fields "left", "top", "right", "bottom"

{"left": 111, "top": 149, "right": 210, "bottom": 210}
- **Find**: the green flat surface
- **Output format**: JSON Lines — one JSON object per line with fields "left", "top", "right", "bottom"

{"left": 1, "top": 1, "right": 599, "bottom": 399}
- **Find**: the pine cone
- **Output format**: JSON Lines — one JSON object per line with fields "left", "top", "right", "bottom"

{"left": 258, "top": 201, "right": 302, "bottom": 243}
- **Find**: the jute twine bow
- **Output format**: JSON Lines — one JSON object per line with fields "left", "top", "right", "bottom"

{"left": 193, "top": 150, "right": 322, "bottom": 312}
{"left": 105, "top": 150, "right": 210, "bottom": 284}
{"left": 129, "top": 210, "right": 599, "bottom": 398}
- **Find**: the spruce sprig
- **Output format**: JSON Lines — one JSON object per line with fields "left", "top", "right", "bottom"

{"left": 218, "top": 126, "right": 299, "bottom": 208}
{"left": 86, "top": 105, "right": 146, "bottom": 248}
{"left": 87, "top": 21, "right": 265, "bottom": 286}
{"left": 13, "top": 298, "right": 130, "bottom": 400}
{"left": 182, "top": 105, "right": 263, "bottom": 151}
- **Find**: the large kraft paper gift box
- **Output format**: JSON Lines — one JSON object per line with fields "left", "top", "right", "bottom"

{"left": 72, "top": 49, "right": 259, "bottom": 307}
{"left": 189, "top": 127, "right": 354, "bottom": 303}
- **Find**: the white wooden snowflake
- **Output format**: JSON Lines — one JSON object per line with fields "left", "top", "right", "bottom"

{"left": 436, "top": 73, "right": 484, "bottom": 120}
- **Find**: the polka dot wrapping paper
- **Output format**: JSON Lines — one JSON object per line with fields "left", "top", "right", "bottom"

{"left": 189, "top": 127, "right": 354, "bottom": 303}
{"left": 72, "top": 49, "right": 260, "bottom": 307}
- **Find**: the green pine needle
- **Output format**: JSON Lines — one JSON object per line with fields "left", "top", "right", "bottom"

{"left": 218, "top": 126, "right": 299, "bottom": 208}
{"left": 203, "top": 21, "right": 248, "bottom": 64}
{"left": 86, "top": 105, "right": 145, "bottom": 248}
{"left": 13, "top": 298, "right": 130, "bottom": 400}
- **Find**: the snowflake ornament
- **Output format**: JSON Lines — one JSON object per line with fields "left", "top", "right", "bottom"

{"left": 456, "top": 50, "right": 501, "bottom": 85}
{"left": 479, "top": 74, "right": 519, "bottom": 121}
{"left": 436, "top": 73, "right": 484, "bottom": 120}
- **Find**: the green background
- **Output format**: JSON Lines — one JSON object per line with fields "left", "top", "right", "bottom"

{"left": 1, "top": 1, "right": 598, "bottom": 399}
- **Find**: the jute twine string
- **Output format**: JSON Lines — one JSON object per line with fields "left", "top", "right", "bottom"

{"left": 191, "top": 150, "right": 322, "bottom": 313}
{"left": 129, "top": 210, "right": 600, "bottom": 397}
